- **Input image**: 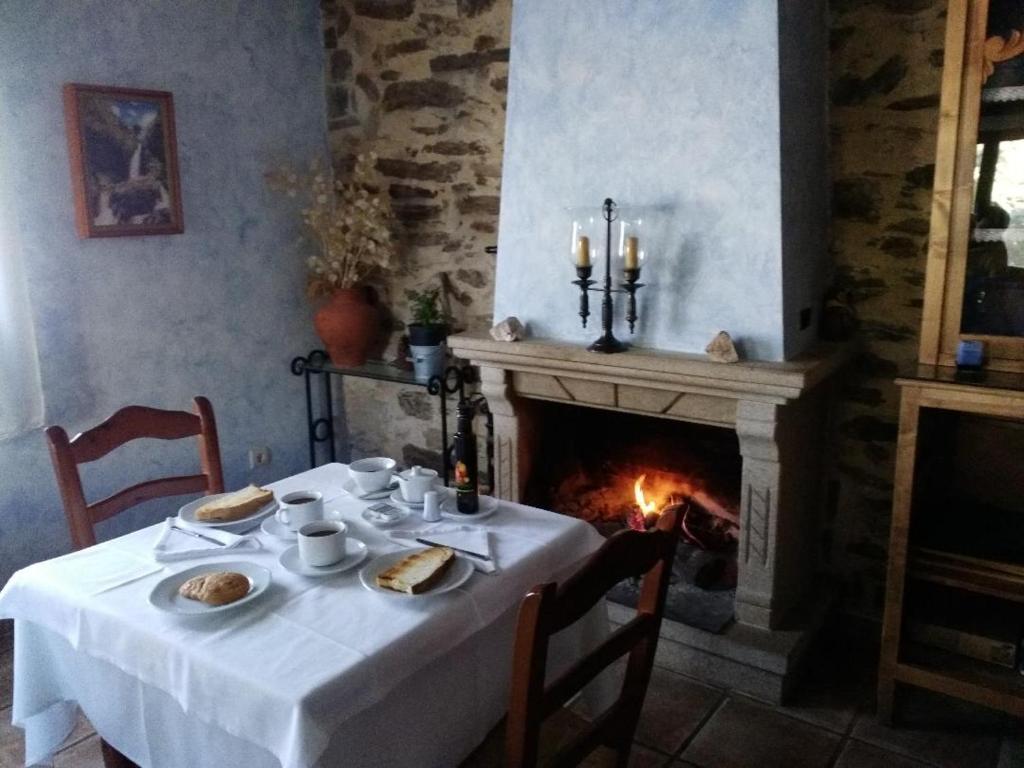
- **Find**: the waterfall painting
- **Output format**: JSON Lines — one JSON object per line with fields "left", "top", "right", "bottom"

{"left": 63, "top": 84, "right": 183, "bottom": 238}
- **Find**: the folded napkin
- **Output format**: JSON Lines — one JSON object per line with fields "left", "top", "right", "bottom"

{"left": 152, "top": 517, "right": 262, "bottom": 562}
{"left": 389, "top": 525, "right": 496, "bottom": 574}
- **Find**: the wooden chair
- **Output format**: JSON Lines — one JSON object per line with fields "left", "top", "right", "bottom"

{"left": 45, "top": 396, "right": 224, "bottom": 550}
{"left": 505, "top": 504, "right": 682, "bottom": 768}
{"left": 46, "top": 396, "right": 224, "bottom": 768}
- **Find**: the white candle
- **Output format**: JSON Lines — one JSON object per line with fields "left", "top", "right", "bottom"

{"left": 625, "top": 236, "right": 639, "bottom": 270}
{"left": 577, "top": 236, "right": 591, "bottom": 267}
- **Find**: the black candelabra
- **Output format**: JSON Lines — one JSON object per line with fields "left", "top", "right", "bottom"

{"left": 573, "top": 198, "right": 644, "bottom": 353}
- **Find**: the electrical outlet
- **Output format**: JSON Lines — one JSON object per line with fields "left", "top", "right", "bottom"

{"left": 249, "top": 447, "right": 271, "bottom": 469}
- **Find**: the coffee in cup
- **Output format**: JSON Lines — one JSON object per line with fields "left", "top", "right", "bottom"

{"left": 277, "top": 491, "right": 324, "bottom": 531}
{"left": 298, "top": 521, "right": 347, "bottom": 566}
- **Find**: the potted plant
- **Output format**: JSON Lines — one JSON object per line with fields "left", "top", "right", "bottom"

{"left": 407, "top": 287, "right": 448, "bottom": 382}
{"left": 267, "top": 153, "right": 395, "bottom": 366}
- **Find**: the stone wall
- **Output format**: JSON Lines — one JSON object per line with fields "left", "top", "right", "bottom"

{"left": 321, "top": 0, "right": 948, "bottom": 619}
{"left": 320, "top": 0, "right": 511, "bottom": 468}
{"left": 827, "top": 0, "right": 945, "bottom": 618}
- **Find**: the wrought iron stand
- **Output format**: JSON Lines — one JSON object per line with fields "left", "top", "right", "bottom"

{"left": 290, "top": 350, "right": 493, "bottom": 489}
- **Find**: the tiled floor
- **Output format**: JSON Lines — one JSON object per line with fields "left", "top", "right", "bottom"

{"left": 1, "top": 624, "right": 1021, "bottom": 767}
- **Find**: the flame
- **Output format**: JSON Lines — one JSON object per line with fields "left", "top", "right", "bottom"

{"left": 634, "top": 474, "right": 659, "bottom": 516}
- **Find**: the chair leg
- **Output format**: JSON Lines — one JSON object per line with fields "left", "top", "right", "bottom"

{"left": 100, "top": 738, "right": 139, "bottom": 768}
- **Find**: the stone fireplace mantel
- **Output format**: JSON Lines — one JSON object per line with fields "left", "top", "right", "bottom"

{"left": 450, "top": 331, "right": 852, "bottom": 701}
{"left": 450, "top": 332, "right": 852, "bottom": 409}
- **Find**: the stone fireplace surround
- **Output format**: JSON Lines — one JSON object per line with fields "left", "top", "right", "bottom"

{"left": 449, "top": 332, "right": 852, "bottom": 702}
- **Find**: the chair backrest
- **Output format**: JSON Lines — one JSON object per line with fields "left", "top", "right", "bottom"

{"left": 46, "top": 396, "right": 225, "bottom": 549}
{"left": 505, "top": 504, "right": 682, "bottom": 768}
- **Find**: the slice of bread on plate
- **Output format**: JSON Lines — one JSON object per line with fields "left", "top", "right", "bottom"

{"left": 376, "top": 546, "right": 455, "bottom": 594}
{"left": 195, "top": 485, "right": 273, "bottom": 522}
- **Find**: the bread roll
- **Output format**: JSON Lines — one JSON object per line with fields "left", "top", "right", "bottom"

{"left": 178, "top": 571, "right": 251, "bottom": 605}
{"left": 194, "top": 485, "right": 273, "bottom": 522}
{"left": 376, "top": 546, "right": 455, "bottom": 594}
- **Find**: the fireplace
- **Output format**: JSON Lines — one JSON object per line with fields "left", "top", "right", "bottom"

{"left": 523, "top": 401, "right": 742, "bottom": 633}
{"left": 449, "top": 332, "right": 851, "bottom": 702}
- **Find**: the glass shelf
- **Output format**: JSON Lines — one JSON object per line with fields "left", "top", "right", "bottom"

{"left": 300, "top": 357, "right": 423, "bottom": 387}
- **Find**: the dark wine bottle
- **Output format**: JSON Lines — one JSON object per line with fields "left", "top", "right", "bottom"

{"left": 453, "top": 400, "right": 479, "bottom": 514}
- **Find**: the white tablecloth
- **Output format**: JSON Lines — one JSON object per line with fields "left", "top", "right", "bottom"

{"left": 0, "top": 464, "right": 608, "bottom": 768}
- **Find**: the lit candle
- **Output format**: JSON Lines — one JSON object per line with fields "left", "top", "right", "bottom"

{"left": 576, "top": 236, "right": 591, "bottom": 267}
{"left": 625, "top": 236, "right": 639, "bottom": 270}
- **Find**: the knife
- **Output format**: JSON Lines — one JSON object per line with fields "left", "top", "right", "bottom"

{"left": 172, "top": 525, "right": 227, "bottom": 547}
{"left": 415, "top": 537, "right": 491, "bottom": 561}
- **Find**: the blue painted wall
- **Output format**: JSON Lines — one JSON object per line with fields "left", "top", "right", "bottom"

{"left": 0, "top": 0, "right": 327, "bottom": 586}
{"left": 493, "top": 0, "right": 828, "bottom": 361}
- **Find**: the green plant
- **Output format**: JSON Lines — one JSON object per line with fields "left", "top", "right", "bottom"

{"left": 408, "top": 287, "right": 445, "bottom": 326}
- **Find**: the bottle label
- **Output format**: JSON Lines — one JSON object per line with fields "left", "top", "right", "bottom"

{"left": 454, "top": 460, "right": 474, "bottom": 491}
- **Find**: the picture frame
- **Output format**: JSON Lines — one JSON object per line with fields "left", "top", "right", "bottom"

{"left": 63, "top": 83, "right": 184, "bottom": 238}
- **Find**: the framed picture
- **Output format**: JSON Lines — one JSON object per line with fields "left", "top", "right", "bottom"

{"left": 63, "top": 83, "right": 184, "bottom": 238}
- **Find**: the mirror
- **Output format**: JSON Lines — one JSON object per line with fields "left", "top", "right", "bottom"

{"left": 920, "top": 0, "right": 1024, "bottom": 370}
{"left": 962, "top": 0, "right": 1024, "bottom": 336}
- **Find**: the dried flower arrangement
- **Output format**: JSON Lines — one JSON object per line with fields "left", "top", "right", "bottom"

{"left": 266, "top": 153, "right": 395, "bottom": 298}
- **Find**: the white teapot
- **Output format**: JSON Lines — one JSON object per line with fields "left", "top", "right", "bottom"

{"left": 397, "top": 465, "right": 439, "bottom": 504}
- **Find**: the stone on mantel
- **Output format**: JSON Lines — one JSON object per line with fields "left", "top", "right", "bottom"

{"left": 489, "top": 316, "right": 524, "bottom": 342}
{"left": 706, "top": 331, "right": 739, "bottom": 364}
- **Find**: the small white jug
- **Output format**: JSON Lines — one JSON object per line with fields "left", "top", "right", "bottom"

{"left": 397, "top": 465, "right": 438, "bottom": 504}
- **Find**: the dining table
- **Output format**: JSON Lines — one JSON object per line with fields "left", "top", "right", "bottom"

{"left": 0, "top": 463, "right": 609, "bottom": 768}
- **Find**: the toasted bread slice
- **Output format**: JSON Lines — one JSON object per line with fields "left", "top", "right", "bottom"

{"left": 194, "top": 485, "right": 273, "bottom": 522}
{"left": 376, "top": 546, "right": 455, "bottom": 594}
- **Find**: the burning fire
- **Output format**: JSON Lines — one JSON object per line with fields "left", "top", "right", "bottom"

{"left": 628, "top": 474, "right": 741, "bottom": 550}
{"left": 629, "top": 474, "right": 666, "bottom": 530}
{"left": 634, "top": 474, "right": 659, "bottom": 516}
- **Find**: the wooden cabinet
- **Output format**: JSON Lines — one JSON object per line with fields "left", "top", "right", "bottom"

{"left": 879, "top": 0, "right": 1024, "bottom": 722}
{"left": 879, "top": 369, "right": 1024, "bottom": 721}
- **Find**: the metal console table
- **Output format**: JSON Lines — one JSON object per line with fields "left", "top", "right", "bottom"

{"left": 290, "top": 350, "right": 493, "bottom": 488}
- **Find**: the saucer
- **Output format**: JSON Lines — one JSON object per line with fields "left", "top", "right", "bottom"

{"left": 361, "top": 505, "right": 410, "bottom": 528}
{"left": 342, "top": 478, "right": 398, "bottom": 501}
{"left": 389, "top": 489, "right": 425, "bottom": 508}
{"left": 440, "top": 495, "right": 499, "bottom": 520}
{"left": 278, "top": 538, "right": 368, "bottom": 577}
{"left": 261, "top": 516, "right": 297, "bottom": 540}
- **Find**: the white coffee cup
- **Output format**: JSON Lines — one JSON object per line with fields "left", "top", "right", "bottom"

{"left": 348, "top": 457, "right": 397, "bottom": 494}
{"left": 297, "top": 521, "right": 347, "bottom": 567}
{"left": 277, "top": 491, "right": 324, "bottom": 531}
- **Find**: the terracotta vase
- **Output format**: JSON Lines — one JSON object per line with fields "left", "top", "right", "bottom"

{"left": 313, "top": 287, "right": 378, "bottom": 367}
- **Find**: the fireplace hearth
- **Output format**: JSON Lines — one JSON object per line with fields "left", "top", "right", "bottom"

{"left": 523, "top": 401, "right": 741, "bottom": 633}
{"left": 450, "top": 332, "right": 852, "bottom": 702}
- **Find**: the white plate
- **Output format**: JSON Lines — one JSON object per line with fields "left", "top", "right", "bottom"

{"left": 342, "top": 478, "right": 398, "bottom": 501}
{"left": 361, "top": 505, "right": 410, "bottom": 528}
{"left": 178, "top": 494, "right": 277, "bottom": 529}
{"left": 278, "top": 538, "right": 368, "bottom": 577}
{"left": 389, "top": 489, "right": 425, "bottom": 509}
{"left": 440, "top": 495, "right": 499, "bottom": 520}
{"left": 260, "top": 516, "right": 297, "bottom": 540}
{"left": 358, "top": 548, "right": 474, "bottom": 597}
{"left": 148, "top": 561, "right": 271, "bottom": 616}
